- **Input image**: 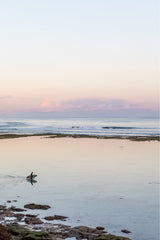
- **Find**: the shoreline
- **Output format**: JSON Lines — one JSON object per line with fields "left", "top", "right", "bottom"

{"left": 0, "top": 133, "right": 159, "bottom": 141}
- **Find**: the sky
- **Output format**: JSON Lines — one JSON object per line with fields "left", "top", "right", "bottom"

{"left": 0, "top": 0, "right": 159, "bottom": 118}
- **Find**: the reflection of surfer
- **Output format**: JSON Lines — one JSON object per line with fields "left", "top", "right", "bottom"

{"left": 30, "top": 178, "right": 33, "bottom": 185}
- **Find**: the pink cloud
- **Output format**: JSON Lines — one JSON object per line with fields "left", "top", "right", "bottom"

{"left": 41, "top": 98, "right": 52, "bottom": 108}
{"left": 0, "top": 96, "right": 158, "bottom": 118}
{"left": 38, "top": 98, "right": 158, "bottom": 113}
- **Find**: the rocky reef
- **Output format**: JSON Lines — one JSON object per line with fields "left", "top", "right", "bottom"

{"left": 0, "top": 203, "right": 132, "bottom": 240}
{"left": 0, "top": 133, "right": 159, "bottom": 141}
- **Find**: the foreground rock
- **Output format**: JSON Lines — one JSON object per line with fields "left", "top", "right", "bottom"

{"left": 24, "top": 203, "right": 51, "bottom": 210}
{"left": 97, "top": 234, "right": 131, "bottom": 240}
{"left": 25, "top": 217, "right": 44, "bottom": 225}
{"left": 14, "top": 213, "right": 25, "bottom": 221}
{"left": 4, "top": 223, "right": 132, "bottom": 240}
{"left": 0, "top": 224, "right": 12, "bottom": 240}
{"left": 69, "top": 226, "right": 107, "bottom": 239}
{"left": 0, "top": 204, "right": 132, "bottom": 240}
{"left": 7, "top": 223, "right": 51, "bottom": 240}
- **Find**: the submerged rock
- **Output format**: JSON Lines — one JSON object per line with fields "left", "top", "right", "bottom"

{"left": 26, "top": 214, "right": 38, "bottom": 218}
{"left": 44, "top": 215, "right": 68, "bottom": 221}
{"left": 96, "top": 226, "right": 105, "bottom": 230}
{"left": 24, "top": 203, "right": 51, "bottom": 210}
{"left": 121, "top": 229, "right": 131, "bottom": 234}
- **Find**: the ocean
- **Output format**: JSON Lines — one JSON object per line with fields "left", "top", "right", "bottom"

{"left": 0, "top": 117, "right": 159, "bottom": 136}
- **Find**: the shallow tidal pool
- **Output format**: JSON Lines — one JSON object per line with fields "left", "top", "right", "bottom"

{"left": 0, "top": 137, "right": 159, "bottom": 240}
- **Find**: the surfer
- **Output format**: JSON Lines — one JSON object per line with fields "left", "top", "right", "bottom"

{"left": 30, "top": 172, "right": 33, "bottom": 178}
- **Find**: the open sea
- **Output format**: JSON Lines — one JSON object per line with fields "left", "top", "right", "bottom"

{"left": 0, "top": 117, "right": 159, "bottom": 136}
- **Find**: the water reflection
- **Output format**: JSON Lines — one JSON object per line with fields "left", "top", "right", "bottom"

{"left": 26, "top": 178, "right": 37, "bottom": 185}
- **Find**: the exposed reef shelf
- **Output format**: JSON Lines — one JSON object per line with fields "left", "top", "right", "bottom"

{"left": 0, "top": 133, "right": 159, "bottom": 141}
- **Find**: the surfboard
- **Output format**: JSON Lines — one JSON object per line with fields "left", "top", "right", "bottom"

{"left": 26, "top": 174, "right": 37, "bottom": 179}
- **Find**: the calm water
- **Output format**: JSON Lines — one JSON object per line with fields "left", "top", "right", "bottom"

{"left": 0, "top": 117, "right": 159, "bottom": 136}
{"left": 0, "top": 137, "right": 159, "bottom": 240}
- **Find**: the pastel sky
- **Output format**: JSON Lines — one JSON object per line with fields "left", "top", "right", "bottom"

{"left": 0, "top": 0, "right": 159, "bottom": 117}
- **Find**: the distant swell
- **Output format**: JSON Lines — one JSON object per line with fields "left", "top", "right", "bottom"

{"left": 102, "top": 126, "right": 137, "bottom": 129}
{"left": 0, "top": 118, "right": 159, "bottom": 137}
{"left": 6, "top": 122, "right": 28, "bottom": 127}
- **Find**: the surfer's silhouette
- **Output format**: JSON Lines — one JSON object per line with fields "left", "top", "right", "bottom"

{"left": 26, "top": 172, "right": 37, "bottom": 185}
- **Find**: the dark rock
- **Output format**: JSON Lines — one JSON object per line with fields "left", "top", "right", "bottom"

{"left": 7, "top": 201, "right": 11, "bottom": 203}
{"left": 121, "top": 229, "right": 131, "bottom": 234}
{"left": 14, "top": 213, "right": 25, "bottom": 221}
{"left": 7, "top": 223, "right": 26, "bottom": 236}
{"left": 96, "top": 234, "right": 131, "bottom": 240}
{"left": 10, "top": 206, "right": 26, "bottom": 212}
{"left": 25, "top": 217, "right": 43, "bottom": 225}
{"left": 96, "top": 226, "right": 105, "bottom": 230}
{"left": 70, "top": 226, "right": 107, "bottom": 239}
{"left": 0, "top": 205, "right": 6, "bottom": 211}
{"left": 72, "top": 225, "right": 104, "bottom": 233}
{"left": 0, "top": 207, "right": 15, "bottom": 218}
{"left": 44, "top": 216, "right": 55, "bottom": 221}
{"left": 5, "top": 221, "right": 132, "bottom": 240}
{"left": 0, "top": 224, "right": 12, "bottom": 240}
{"left": 26, "top": 214, "right": 38, "bottom": 218}
{"left": 44, "top": 215, "right": 68, "bottom": 221}
{"left": 24, "top": 203, "right": 51, "bottom": 210}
